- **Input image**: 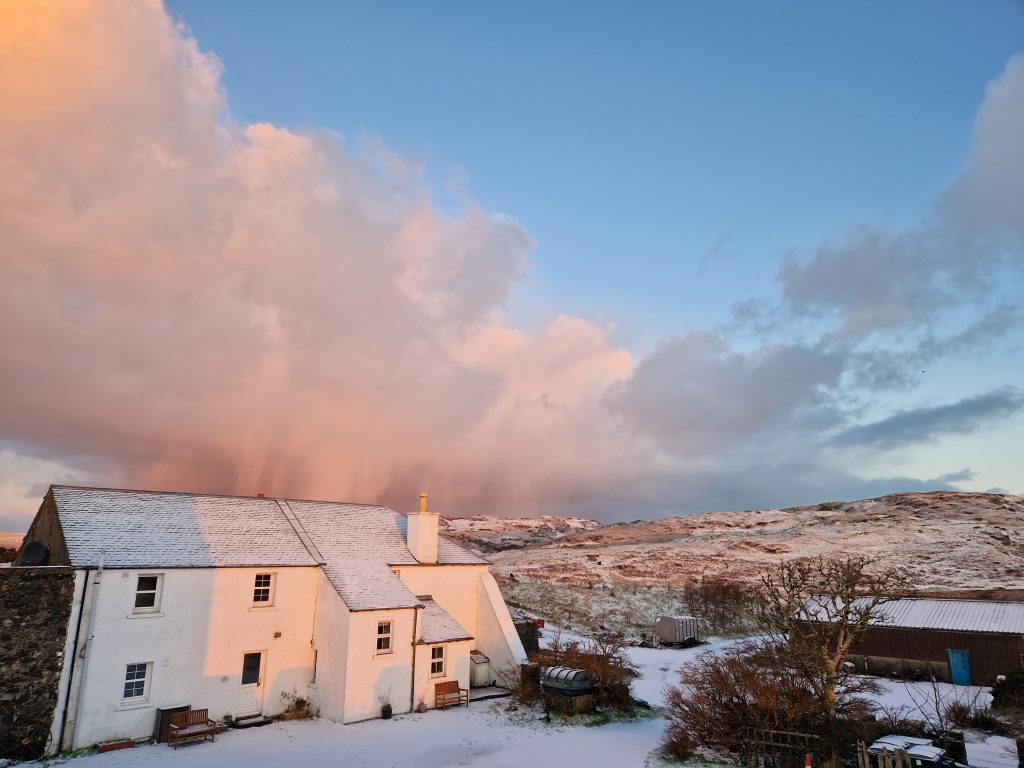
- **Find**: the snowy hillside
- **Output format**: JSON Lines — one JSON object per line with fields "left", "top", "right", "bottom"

{"left": 441, "top": 514, "right": 600, "bottom": 552}
{"left": 484, "top": 491, "right": 1024, "bottom": 595}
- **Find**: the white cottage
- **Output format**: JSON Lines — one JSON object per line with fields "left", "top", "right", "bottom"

{"left": 12, "top": 485, "right": 527, "bottom": 752}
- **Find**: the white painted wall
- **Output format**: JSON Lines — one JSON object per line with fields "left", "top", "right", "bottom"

{"left": 342, "top": 608, "right": 417, "bottom": 722}
{"left": 51, "top": 569, "right": 89, "bottom": 753}
{"left": 308, "top": 572, "right": 350, "bottom": 722}
{"left": 475, "top": 572, "right": 529, "bottom": 681}
{"left": 411, "top": 640, "right": 472, "bottom": 709}
{"left": 69, "top": 566, "right": 318, "bottom": 749}
{"left": 395, "top": 564, "right": 527, "bottom": 686}
{"left": 394, "top": 564, "right": 484, "bottom": 634}
{"left": 58, "top": 558, "right": 526, "bottom": 745}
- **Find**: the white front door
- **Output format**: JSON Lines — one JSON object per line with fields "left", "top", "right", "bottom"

{"left": 237, "top": 651, "right": 265, "bottom": 717}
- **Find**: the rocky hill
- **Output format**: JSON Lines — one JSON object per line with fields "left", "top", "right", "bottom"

{"left": 456, "top": 490, "right": 1024, "bottom": 596}
{"left": 440, "top": 515, "right": 600, "bottom": 552}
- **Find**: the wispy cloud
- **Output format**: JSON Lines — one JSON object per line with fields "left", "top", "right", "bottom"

{"left": 828, "top": 388, "right": 1024, "bottom": 449}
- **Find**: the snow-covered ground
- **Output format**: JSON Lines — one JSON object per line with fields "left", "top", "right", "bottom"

{"left": 52, "top": 639, "right": 1017, "bottom": 768}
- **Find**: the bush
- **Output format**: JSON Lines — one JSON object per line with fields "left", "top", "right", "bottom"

{"left": 992, "top": 669, "right": 1024, "bottom": 711}
{"left": 662, "top": 638, "right": 882, "bottom": 761}
{"left": 531, "top": 630, "right": 638, "bottom": 710}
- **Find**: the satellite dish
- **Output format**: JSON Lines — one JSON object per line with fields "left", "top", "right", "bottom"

{"left": 20, "top": 541, "right": 49, "bottom": 566}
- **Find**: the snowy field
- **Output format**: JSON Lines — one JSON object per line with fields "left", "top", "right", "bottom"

{"left": 51, "top": 638, "right": 1016, "bottom": 768}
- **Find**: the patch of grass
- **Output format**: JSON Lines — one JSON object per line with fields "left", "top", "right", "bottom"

{"left": 645, "top": 750, "right": 743, "bottom": 768}
{"left": 552, "top": 705, "right": 663, "bottom": 729}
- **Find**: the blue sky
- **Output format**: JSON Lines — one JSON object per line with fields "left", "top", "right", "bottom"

{"left": 168, "top": 0, "right": 1023, "bottom": 344}
{"left": 0, "top": 1, "right": 1022, "bottom": 528}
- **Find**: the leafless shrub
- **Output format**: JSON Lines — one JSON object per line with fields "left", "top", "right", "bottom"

{"left": 682, "top": 576, "right": 762, "bottom": 634}
{"left": 532, "top": 629, "right": 638, "bottom": 710}
{"left": 665, "top": 555, "right": 910, "bottom": 766}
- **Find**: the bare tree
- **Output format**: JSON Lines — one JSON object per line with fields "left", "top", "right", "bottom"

{"left": 759, "top": 555, "right": 910, "bottom": 727}
{"left": 902, "top": 677, "right": 984, "bottom": 754}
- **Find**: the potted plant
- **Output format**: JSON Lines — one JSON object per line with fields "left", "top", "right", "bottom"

{"left": 379, "top": 691, "right": 393, "bottom": 720}
{"left": 279, "top": 689, "right": 310, "bottom": 720}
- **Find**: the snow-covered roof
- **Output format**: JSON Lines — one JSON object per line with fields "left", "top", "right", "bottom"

{"left": 51, "top": 486, "right": 319, "bottom": 569}
{"left": 288, "top": 499, "right": 423, "bottom": 611}
{"left": 808, "top": 595, "right": 1024, "bottom": 634}
{"left": 47, "top": 485, "right": 487, "bottom": 611}
{"left": 418, "top": 598, "right": 473, "bottom": 644}
{"left": 868, "top": 598, "right": 1024, "bottom": 634}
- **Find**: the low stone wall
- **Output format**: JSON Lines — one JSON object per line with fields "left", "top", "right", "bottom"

{"left": 0, "top": 567, "right": 75, "bottom": 759}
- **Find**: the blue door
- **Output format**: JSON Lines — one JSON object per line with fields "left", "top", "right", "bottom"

{"left": 948, "top": 649, "right": 971, "bottom": 685}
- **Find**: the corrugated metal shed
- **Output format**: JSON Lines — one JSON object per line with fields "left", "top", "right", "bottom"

{"left": 868, "top": 598, "right": 1024, "bottom": 634}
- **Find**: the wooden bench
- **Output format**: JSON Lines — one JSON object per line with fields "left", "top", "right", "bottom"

{"left": 168, "top": 708, "right": 217, "bottom": 749}
{"left": 434, "top": 680, "right": 469, "bottom": 710}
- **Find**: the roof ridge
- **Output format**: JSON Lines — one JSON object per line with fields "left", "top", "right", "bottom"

{"left": 51, "top": 484, "right": 391, "bottom": 508}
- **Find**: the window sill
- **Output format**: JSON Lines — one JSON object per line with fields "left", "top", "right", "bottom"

{"left": 127, "top": 611, "right": 164, "bottom": 619}
{"left": 248, "top": 605, "right": 277, "bottom": 612}
{"left": 116, "top": 700, "right": 153, "bottom": 712}
{"left": 374, "top": 651, "right": 394, "bottom": 658}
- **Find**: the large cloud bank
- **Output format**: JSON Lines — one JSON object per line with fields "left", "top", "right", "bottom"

{"left": 1, "top": 2, "right": 1022, "bottom": 527}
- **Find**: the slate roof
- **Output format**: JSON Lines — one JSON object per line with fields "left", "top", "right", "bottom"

{"left": 418, "top": 598, "right": 473, "bottom": 644}
{"left": 51, "top": 486, "right": 318, "bottom": 569}
{"left": 47, "top": 485, "right": 487, "bottom": 611}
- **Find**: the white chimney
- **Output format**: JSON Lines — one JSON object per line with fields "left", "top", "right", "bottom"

{"left": 407, "top": 492, "right": 438, "bottom": 564}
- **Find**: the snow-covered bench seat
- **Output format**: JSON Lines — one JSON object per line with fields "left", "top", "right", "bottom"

{"left": 168, "top": 708, "right": 217, "bottom": 749}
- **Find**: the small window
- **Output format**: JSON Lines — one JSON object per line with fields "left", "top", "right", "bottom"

{"left": 133, "top": 574, "right": 163, "bottom": 613}
{"left": 122, "top": 662, "right": 151, "bottom": 701}
{"left": 252, "top": 573, "right": 275, "bottom": 605}
{"left": 430, "top": 645, "right": 445, "bottom": 677}
{"left": 376, "top": 621, "right": 393, "bottom": 654}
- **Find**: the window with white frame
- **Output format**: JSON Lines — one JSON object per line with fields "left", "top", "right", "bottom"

{"left": 122, "top": 662, "right": 151, "bottom": 701}
{"left": 376, "top": 621, "right": 393, "bottom": 654}
{"left": 430, "top": 645, "right": 445, "bottom": 677}
{"left": 133, "top": 574, "right": 163, "bottom": 613}
{"left": 252, "top": 573, "right": 275, "bottom": 605}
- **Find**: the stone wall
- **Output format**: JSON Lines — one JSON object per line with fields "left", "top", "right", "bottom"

{"left": 0, "top": 567, "right": 75, "bottom": 759}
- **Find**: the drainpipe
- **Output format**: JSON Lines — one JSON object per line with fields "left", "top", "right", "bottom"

{"left": 56, "top": 569, "right": 91, "bottom": 754}
{"left": 70, "top": 551, "right": 104, "bottom": 751}
{"left": 409, "top": 607, "right": 420, "bottom": 712}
